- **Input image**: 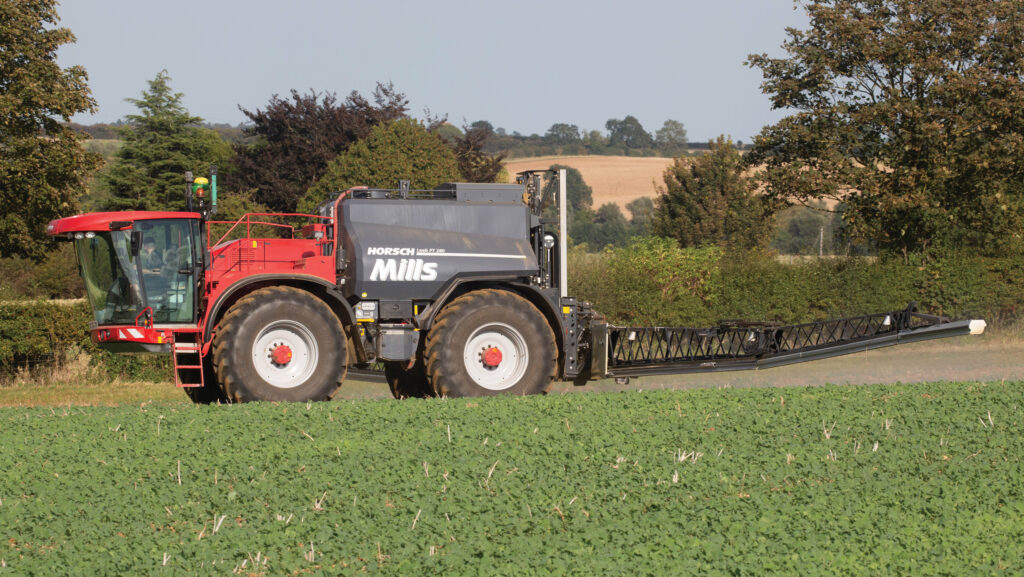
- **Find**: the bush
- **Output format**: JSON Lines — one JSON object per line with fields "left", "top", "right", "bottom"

{"left": 570, "top": 241, "right": 1024, "bottom": 328}
{"left": 0, "top": 244, "right": 84, "bottom": 300}
{"left": 570, "top": 237, "right": 721, "bottom": 326}
{"left": 0, "top": 300, "right": 170, "bottom": 382}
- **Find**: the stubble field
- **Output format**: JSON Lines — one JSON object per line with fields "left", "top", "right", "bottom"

{"left": 503, "top": 155, "right": 674, "bottom": 213}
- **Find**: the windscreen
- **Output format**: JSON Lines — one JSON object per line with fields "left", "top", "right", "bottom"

{"left": 75, "top": 230, "right": 144, "bottom": 325}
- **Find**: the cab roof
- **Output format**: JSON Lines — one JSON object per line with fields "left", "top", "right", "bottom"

{"left": 47, "top": 211, "right": 201, "bottom": 236}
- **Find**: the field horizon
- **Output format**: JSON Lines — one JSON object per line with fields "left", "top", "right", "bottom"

{"left": 503, "top": 155, "right": 675, "bottom": 214}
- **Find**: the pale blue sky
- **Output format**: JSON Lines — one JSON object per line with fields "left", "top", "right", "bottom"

{"left": 57, "top": 0, "right": 808, "bottom": 142}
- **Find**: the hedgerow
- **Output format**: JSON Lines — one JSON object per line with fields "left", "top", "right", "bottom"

{"left": 0, "top": 381, "right": 1020, "bottom": 574}
{"left": 570, "top": 239, "right": 1024, "bottom": 327}
{"left": 0, "top": 299, "right": 168, "bottom": 381}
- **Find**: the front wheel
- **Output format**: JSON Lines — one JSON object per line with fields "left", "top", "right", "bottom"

{"left": 211, "top": 287, "right": 347, "bottom": 402}
{"left": 183, "top": 355, "right": 230, "bottom": 404}
{"left": 424, "top": 289, "right": 556, "bottom": 397}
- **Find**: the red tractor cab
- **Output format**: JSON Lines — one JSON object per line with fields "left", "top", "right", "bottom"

{"left": 47, "top": 211, "right": 204, "bottom": 352}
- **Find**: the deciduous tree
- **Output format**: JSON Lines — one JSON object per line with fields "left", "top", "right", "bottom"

{"left": 0, "top": 0, "right": 100, "bottom": 259}
{"left": 298, "top": 119, "right": 460, "bottom": 213}
{"left": 545, "top": 123, "right": 581, "bottom": 145}
{"left": 542, "top": 164, "right": 593, "bottom": 215}
{"left": 450, "top": 123, "right": 505, "bottom": 183}
{"left": 232, "top": 84, "right": 408, "bottom": 212}
{"left": 605, "top": 116, "right": 653, "bottom": 149}
{"left": 747, "top": 0, "right": 1024, "bottom": 257}
{"left": 654, "top": 137, "right": 771, "bottom": 249}
{"left": 626, "top": 197, "right": 655, "bottom": 234}
{"left": 655, "top": 120, "right": 688, "bottom": 153}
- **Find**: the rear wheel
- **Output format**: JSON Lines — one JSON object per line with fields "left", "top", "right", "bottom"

{"left": 425, "top": 289, "right": 556, "bottom": 397}
{"left": 212, "top": 286, "right": 347, "bottom": 402}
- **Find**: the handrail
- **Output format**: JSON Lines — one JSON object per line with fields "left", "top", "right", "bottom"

{"left": 207, "top": 213, "right": 332, "bottom": 247}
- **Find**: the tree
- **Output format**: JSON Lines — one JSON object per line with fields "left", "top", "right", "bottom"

{"left": 469, "top": 120, "right": 494, "bottom": 136}
{"left": 605, "top": 116, "right": 654, "bottom": 149}
{"left": 449, "top": 123, "right": 505, "bottom": 183}
{"left": 654, "top": 136, "right": 772, "bottom": 249}
{"left": 582, "top": 129, "right": 609, "bottom": 153}
{"left": 298, "top": 119, "right": 461, "bottom": 213}
{"left": 655, "top": 120, "right": 688, "bottom": 153}
{"left": 232, "top": 84, "right": 408, "bottom": 212}
{"left": 770, "top": 202, "right": 834, "bottom": 255}
{"left": 101, "top": 71, "right": 231, "bottom": 211}
{"left": 572, "top": 203, "right": 633, "bottom": 249}
{"left": 747, "top": 0, "right": 1024, "bottom": 257}
{"left": 626, "top": 197, "right": 655, "bottom": 234}
{"left": 545, "top": 123, "right": 581, "bottom": 145}
{"left": 433, "top": 123, "right": 464, "bottom": 143}
{"left": 0, "top": 0, "right": 100, "bottom": 259}
{"left": 542, "top": 164, "right": 593, "bottom": 215}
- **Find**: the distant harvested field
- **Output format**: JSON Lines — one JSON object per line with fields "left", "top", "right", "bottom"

{"left": 504, "top": 155, "right": 675, "bottom": 213}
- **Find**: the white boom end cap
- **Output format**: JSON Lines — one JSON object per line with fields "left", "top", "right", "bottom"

{"left": 969, "top": 320, "right": 987, "bottom": 335}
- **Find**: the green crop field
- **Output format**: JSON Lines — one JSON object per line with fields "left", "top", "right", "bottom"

{"left": 1, "top": 380, "right": 1021, "bottom": 575}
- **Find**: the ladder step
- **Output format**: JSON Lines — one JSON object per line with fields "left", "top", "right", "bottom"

{"left": 171, "top": 331, "right": 205, "bottom": 389}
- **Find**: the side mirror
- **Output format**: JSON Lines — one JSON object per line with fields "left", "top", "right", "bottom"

{"left": 130, "top": 230, "right": 143, "bottom": 257}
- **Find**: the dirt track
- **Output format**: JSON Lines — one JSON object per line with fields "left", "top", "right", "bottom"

{"left": 335, "top": 336, "right": 1023, "bottom": 399}
{"left": 551, "top": 336, "right": 1024, "bottom": 395}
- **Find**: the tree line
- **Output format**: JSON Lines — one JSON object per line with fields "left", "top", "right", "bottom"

{"left": 3, "top": 0, "right": 1023, "bottom": 301}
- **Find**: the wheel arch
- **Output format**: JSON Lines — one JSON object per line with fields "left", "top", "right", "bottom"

{"left": 420, "top": 279, "right": 565, "bottom": 372}
{"left": 204, "top": 275, "right": 355, "bottom": 344}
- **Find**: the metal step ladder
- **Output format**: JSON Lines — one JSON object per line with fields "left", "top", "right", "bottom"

{"left": 171, "top": 330, "right": 204, "bottom": 388}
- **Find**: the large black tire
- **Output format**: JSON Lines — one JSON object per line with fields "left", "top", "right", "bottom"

{"left": 384, "top": 359, "right": 435, "bottom": 399}
{"left": 211, "top": 286, "right": 347, "bottom": 402}
{"left": 424, "top": 289, "right": 556, "bottom": 398}
{"left": 183, "top": 355, "right": 230, "bottom": 404}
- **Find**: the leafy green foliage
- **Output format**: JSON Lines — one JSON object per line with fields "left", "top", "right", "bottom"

{"left": 654, "top": 119, "right": 688, "bottom": 154}
{"left": 297, "top": 119, "right": 461, "bottom": 213}
{"left": 0, "top": 381, "right": 1021, "bottom": 574}
{"left": 570, "top": 243, "right": 1024, "bottom": 327}
{"left": 542, "top": 164, "right": 593, "bottom": 216}
{"left": 0, "top": 0, "right": 101, "bottom": 259}
{"left": 771, "top": 202, "right": 837, "bottom": 255}
{"left": 747, "top": 0, "right": 1024, "bottom": 257}
{"left": 231, "top": 85, "right": 408, "bottom": 213}
{"left": 605, "top": 115, "right": 654, "bottom": 149}
{"left": 571, "top": 204, "right": 634, "bottom": 251}
{"left": 0, "top": 244, "right": 83, "bottom": 300}
{"left": 538, "top": 166, "right": 649, "bottom": 249}
{"left": 0, "top": 300, "right": 167, "bottom": 381}
{"left": 448, "top": 122, "right": 505, "bottom": 183}
{"left": 573, "top": 237, "right": 722, "bottom": 326}
{"left": 100, "top": 71, "right": 231, "bottom": 212}
{"left": 625, "top": 197, "right": 655, "bottom": 235}
{"left": 545, "top": 123, "right": 582, "bottom": 145}
{"left": 654, "top": 137, "right": 773, "bottom": 250}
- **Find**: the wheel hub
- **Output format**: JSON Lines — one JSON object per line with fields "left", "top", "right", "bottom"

{"left": 463, "top": 322, "right": 529, "bottom": 391}
{"left": 482, "top": 346, "right": 503, "bottom": 367}
{"left": 271, "top": 344, "right": 293, "bottom": 365}
{"left": 251, "top": 320, "right": 318, "bottom": 389}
